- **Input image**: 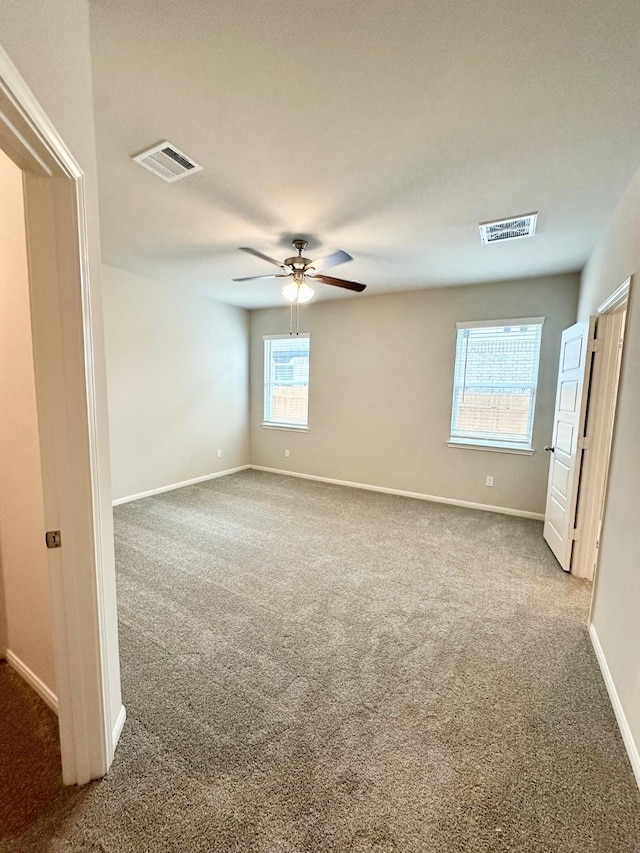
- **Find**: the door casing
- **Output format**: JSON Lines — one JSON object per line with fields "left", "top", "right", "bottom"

{"left": 573, "top": 279, "right": 630, "bottom": 582}
{"left": 0, "top": 44, "right": 124, "bottom": 783}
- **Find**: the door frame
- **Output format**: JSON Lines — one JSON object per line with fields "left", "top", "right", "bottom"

{"left": 0, "top": 46, "right": 123, "bottom": 783}
{"left": 572, "top": 277, "right": 631, "bottom": 582}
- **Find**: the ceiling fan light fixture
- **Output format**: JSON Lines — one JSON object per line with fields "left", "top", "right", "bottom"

{"left": 282, "top": 281, "right": 315, "bottom": 304}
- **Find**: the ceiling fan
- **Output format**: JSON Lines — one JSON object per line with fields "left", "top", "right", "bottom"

{"left": 233, "top": 239, "right": 367, "bottom": 303}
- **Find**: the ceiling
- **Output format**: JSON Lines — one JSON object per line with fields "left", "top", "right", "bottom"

{"left": 89, "top": 0, "right": 640, "bottom": 309}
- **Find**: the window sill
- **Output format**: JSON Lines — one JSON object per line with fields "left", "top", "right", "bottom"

{"left": 446, "top": 440, "right": 535, "bottom": 456}
{"left": 262, "top": 423, "right": 309, "bottom": 432}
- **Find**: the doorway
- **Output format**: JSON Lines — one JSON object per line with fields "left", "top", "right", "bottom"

{"left": 542, "top": 279, "right": 630, "bottom": 579}
{"left": 0, "top": 45, "right": 123, "bottom": 784}
{"left": 0, "top": 147, "right": 57, "bottom": 703}
{"left": 573, "top": 279, "right": 630, "bottom": 582}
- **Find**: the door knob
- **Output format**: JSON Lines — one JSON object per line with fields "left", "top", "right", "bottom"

{"left": 544, "top": 445, "right": 555, "bottom": 452}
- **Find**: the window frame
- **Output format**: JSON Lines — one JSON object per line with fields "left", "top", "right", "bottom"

{"left": 262, "top": 333, "right": 311, "bottom": 431}
{"left": 447, "top": 317, "right": 545, "bottom": 454}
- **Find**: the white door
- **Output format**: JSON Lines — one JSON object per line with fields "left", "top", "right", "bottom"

{"left": 543, "top": 319, "right": 596, "bottom": 571}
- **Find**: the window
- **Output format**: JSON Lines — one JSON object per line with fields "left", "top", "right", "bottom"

{"left": 449, "top": 317, "right": 544, "bottom": 452}
{"left": 263, "top": 334, "right": 310, "bottom": 428}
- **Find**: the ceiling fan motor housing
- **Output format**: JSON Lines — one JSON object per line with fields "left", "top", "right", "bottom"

{"left": 284, "top": 257, "right": 312, "bottom": 269}
{"left": 283, "top": 240, "right": 312, "bottom": 272}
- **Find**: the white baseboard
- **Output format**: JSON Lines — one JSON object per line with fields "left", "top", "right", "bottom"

{"left": 112, "top": 465, "right": 251, "bottom": 506}
{"left": 112, "top": 703, "right": 126, "bottom": 753}
{"left": 589, "top": 623, "right": 640, "bottom": 790}
{"left": 112, "top": 463, "right": 544, "bottom": 519}
{"left": 250, "top": 466, "right": 545, "bottom": 520}
{"left": 6, "top": 649, "right": 58, "bottom": 714}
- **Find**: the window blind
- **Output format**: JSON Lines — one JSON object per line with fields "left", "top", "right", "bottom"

{"left": 450, "top": 318, "right": 544, "bottom": 449}
{"left": 263, "top": 334, "right": 310, "bottom": 427}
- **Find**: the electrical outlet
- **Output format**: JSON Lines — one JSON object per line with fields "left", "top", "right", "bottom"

{"left": 284, "top": 449, "right": 290, "bottom": 458}
{"left": 485, "top": 475, "right": 494, "bottom": 487}
{"left": 216, "top": 449, "right": 222, "bottom": 459}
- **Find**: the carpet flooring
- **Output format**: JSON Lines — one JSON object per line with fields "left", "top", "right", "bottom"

{"left": 3, "top": 470, "right": 640, "bottom": 851}
{"left": 0, "top": 663, "right": 62, "bottom": 840}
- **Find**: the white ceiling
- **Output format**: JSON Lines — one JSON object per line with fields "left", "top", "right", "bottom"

{"left": 89, "top": 0, "right": 640, "bottom": 309}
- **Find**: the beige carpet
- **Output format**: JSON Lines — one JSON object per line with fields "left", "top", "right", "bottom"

{"left": 4, "top": 470, "right": 640, "bottom": 851}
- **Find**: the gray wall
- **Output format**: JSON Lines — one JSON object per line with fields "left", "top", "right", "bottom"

{"left": 578, "top": 164, "right": 640, "bottom": 777}
{"left": 103, "top": 264, "right": 250, "bottom": 500}
{"left": 251, "top": 274, "right": 579, "bottom": 515}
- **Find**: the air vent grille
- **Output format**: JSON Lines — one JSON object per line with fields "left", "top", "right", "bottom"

{"left": 132, "top": 141, "right": 202, "bottom": 183}
{"left": 479, "top": 213, "right": 538, "bottom": 245}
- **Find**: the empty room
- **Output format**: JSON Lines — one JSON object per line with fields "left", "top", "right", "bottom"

{"left": 1, "top": 0, "right": 639, "bottom": 851}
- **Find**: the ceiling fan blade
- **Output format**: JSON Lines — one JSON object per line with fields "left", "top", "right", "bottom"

{"left": 306, "top": 249, "right": 352, "bottom": 274}
{"left": 239, "top": 247, "right": 287, "bottom": 269}
{"left": 232, "top": 274, "right": 290, "bottom": 282}
{"left": 313, "top": 274, "right": 366, "bottom": 293}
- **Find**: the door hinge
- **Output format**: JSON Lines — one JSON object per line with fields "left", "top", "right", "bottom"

{"left": 578, "top": 436, "right": 589, "bottom": 450}
{"left": 588, "top": 339, "right": 603, "bottom": 353}
{"left": 45, "top": 530, "right": 62, "bottom": 549}
{"left": 570, "top": 528, "right": 579, "bottom": 541}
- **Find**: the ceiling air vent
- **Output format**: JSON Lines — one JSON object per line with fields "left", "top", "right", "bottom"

{"left": 478, "top": 212, "right": 538, "bottom": 245}
{"left": 132, "top": 141, "right": 202, "bottom": 183}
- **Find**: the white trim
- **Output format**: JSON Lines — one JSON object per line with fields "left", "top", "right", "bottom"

{"left": 573, "top": 306, "right": 628, "bottom": 581}
{"left": 112, "top": 465, "right": 251, "bottom": 506}
{"left": 263, "top": 332, "right": 311, "bottom": 340}
{"left": 446, "top": 440, "right": 535, "bottom": 456}
{"left": 112, "top": 704, "right": 126, "bottom": 751}
{"left": 456, "top": 316, "right": 545, "bottom": 330}
{"left": 261, "top": 424, "right": 309, "bottom": 432}
{"left": 597, "top": 278, "right": 630, "bottom": 315}
{"left": 250, "top": 466, "right": 544, "bottom": 519}
{"left": 0, "top": 47, "right": 70, "bottom": 177}
{"left": 574, "top": 275, "right": 632, "bottom": 584}
{"left": 589, "top": 624, "right": 640, "bottom": 791}
{"left": 6, "top": 649, "right": 58, "bottom": 714}
{"left": 1, "top": 43, "right": 119, "bottom": 783}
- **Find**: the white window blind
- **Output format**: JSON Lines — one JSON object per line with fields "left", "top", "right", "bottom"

{"left": 263, "top": 334, "right": 310, "bottom": 428}
{"left": 449, "top": 318, "right": 544, "bottom": 450}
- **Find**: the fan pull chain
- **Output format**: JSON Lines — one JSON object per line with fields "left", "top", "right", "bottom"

{"left": 288, "top": 283, "right": 303, "bottom": 335}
